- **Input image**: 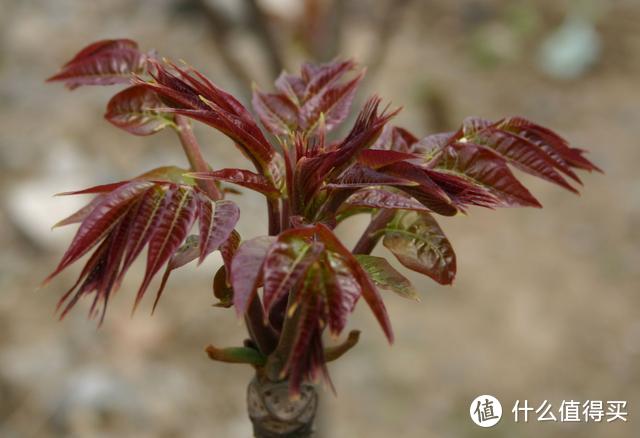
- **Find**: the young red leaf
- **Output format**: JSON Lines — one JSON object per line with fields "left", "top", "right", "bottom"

{"left": 57, "top": 166, "right": 191, "bottom": 198}
{"left": 231, "top": 236, "right": 276, "bottom": 316}
{"left": 57, "top": 228, "right": 119, "bottom": 322}
{"left": 379, "top": 161, "right": 458, "bottom": 216}
{"left": 47, "top": 39, "right": 147, "bottom": 89}
{"left": 414, "top": 132, "right": 455, "bottom": 155}
{"left": 285, "top": 283, "right": 324, "bottom": 396}
{"left": 423, "top": 169, "right": 501, "bottom": 210}
{"left": 52, "top": 194, "right": 106, "bottom": 228}
{"left": 324, "top": 251, "right": 362, "bottom": 336}
{"left": 153, "top": 234, "right": 200, "bottom": 311}
{"left": 327, "top": 97, "right": 400, "bottom": 176}
{"left": 326, "top": 164, "right": 417, "bottom": 188}
{"left": 262, "top": 235, "right": 324, "bottom": 314}
{"left": 191, "top": 169, "right": 280, "bottom": 198}
{"left": 48, "top": 176, "right": 218, "bottom": 320}
{"left": 315, "top": 224, "right": 394, "bottom": 343}
{"left": 432, "top": 142, "right": 541, "bottom": 208}
{"left": 105, "top": 85, "right": 174, "bottom": 135}
{"left": 302, "top": 60, "right": 356, "bottom": 100}
{"left": 197, "top": 197, "right": 240, "bottom": 264}
{"left": 56, "top": 181, "right": 129, "bottom": 196}
{"left": 258, "top": 59, "right": 362, "bottom": 137}
{"left": 134, "top": 186, "right": 198, "bottom": 311}
{"left": 44, "top": 181, "right": 154, "bottom": 283}
{"left": 382, "top": 210, "right": 456, "bottom": 285}
{"left": 357, "top": 149, "right": 420, "bottom": 169}
{"left": 355, "top": 254, "right": 419, "bottom": 301}
{"left": 472, "top": 128, "right": 578, "bottom": 193}
{"left": 342, "top": 188, "right": 430, "bottom": 212}
{"left": 139, "top": 61, "right": 275, "bottom": 172}
{"left": 219, "top": 230, "right": 240, "bottom": 279}
{"left": 300, "top": 72, "right": 363, "bottom": 133}
{"left": 372, "top": 125, "right": 421, "bottom": 153}
{"left": 461, "top": 117, "right": 492, "bottom": 137}
{"left": 497, "top": 117, "right": 601, "bottom": 174}
{"left": 251, "top": 89, "right": 298, "bottom": 136}
{"left": 116, "top": 186, "right": 165, "bottom": 285}
{"left": 61, "top": 39, "right": 139, "bottom": 66}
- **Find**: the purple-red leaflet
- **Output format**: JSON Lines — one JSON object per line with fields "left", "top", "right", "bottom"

{"left": 190, "top": 169, "right": 280, "bottom": 198}
{"left": 432, "top": 142, "right": 541, "bottom": 208}
{"left": 253, "top": 59, "right": 361, "bottom": 137}
{"left": 342, "top": 188, "right": 430, "bottom": 212}
{"left": 382, "top": 210, "right": 456, "bottom": 285}
{"left": 47, "top": 39, "right": 147, "bottom": 89}
{"left": 262, "top": 238, "right": 325, "bottom": 314}
{"left": 105, "top": 85, "right": 173, "bottom": 135}
{"left": 314, "top": 224, "right": 394, "bottom": 343}
{"left": 197, "top": 198, "right": 240, "bottom": 264}
{"left": 231, "top": 236, "right": 276, "bottom": 316}
{"left": 138, "top": 60, "right": 275, "bottom": 171}
{"left": 47, "top": 175, "right": 237, "bottom": 321}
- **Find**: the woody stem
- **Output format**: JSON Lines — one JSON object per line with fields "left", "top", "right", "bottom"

{"left": 175, "top": 115, "right": 222, "bottom": 200}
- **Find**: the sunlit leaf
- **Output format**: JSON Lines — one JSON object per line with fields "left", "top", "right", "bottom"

{"left": 134, "top": 185, "right": 198, "bottom": 310}
{"left": 45, "top": 181, "right": 154, "bottom": 283}
{"left": 355, "top": 255, "right": 419, "bottom": 301}
{"left": 432, "top": 142, "right": 541, "bottom": 208}
{"left": 382, "top": 210, "right": 456, "bottom": 285}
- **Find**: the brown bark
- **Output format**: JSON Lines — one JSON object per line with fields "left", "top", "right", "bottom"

{"left": 247, "top": 376, "right": 318, "bottom": 438}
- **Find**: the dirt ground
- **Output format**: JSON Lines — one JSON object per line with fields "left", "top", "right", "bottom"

{"left": 0, "top": 1, "right": 638, "bottom": 437}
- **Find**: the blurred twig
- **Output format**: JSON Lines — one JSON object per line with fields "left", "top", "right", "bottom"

{"left": 323, "top": 0, "right": 345, "bottom": 61}
{"left": 302, "top": 0, "right": 346, "bottom": 62}
{"left": 420, "top": 84, "right": 453, "bottom": 132}
{"left": 186, "top": 0, "right": 254, "bottom": 92}
{"left": 243, "top": 0, "right": 286, "bottom": 78}
{"left": 364, "top": 0, "right": 414, "bottom": 85}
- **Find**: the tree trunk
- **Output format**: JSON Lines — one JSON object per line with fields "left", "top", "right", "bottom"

{"left": 247, "top": 375, "right": 318, "bottom": 437}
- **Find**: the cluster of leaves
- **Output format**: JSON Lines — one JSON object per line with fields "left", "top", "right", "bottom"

{"left": 46, "top": 39, "right": 599, "bottom": 395}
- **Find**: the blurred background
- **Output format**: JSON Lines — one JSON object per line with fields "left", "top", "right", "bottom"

{"left": 0, "top": 0, "right": 638, "bottom": 437}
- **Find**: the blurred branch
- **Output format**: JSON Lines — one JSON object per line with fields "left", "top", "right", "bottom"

{"left": 175, "top": 115, "right": 222, "bottom": 200}
{"left": 186, "top": 0, "right": 254, "bottom": 93}
{"left": 364, "top": 0, "right": 414, "bottom": 84}
{"left": 323, "top": 0, "right": 346, "bottom": 60}
{"left": 302, "top": 0, "right": 346, "bottom": 61}
{"left": 244, "top": 0, "right": 286, "bottom": 78}
{"left": 420, "top": 84, "right": 453, "bottom": 132}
